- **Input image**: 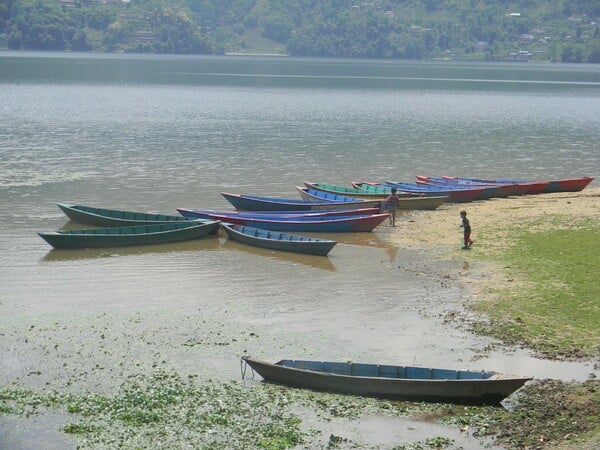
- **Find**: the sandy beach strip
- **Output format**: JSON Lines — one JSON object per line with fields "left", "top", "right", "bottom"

{"left": 380, "top": 185, "right": 599, "bottom": 309}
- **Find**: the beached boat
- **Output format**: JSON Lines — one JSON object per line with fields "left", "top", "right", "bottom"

{"left": 414, "top": 176, "right": 546, "bottom": 196}
{"left": 303, "top": 183, "right": 448, "bottom": 210}
{"left": 57, "top": 203, "right": 193, "bottom": 227}
{"left": 368, "top": 181, "right": 488, "bottom": 203}
{"left": 242, "top": 357, "right": 532, "bottom": 406}
{"left": 38, "top": 220, "right": 221, "bottom": 249}
{"left": 529, "top": 176, "right": 593, "bottom": 193}
{"left": 303, "top": 181, "right": 397, "bottom": 199}
{"left": 296, "top": 187, "right": 383, "bottom": 207}
{"left": 417, "top": 176, "right": 594, "bottom": 194}
{"left": 414, "top": 177, "right": 525, "bottom": 197}
{"left": 221, "top": 224, "right": 337, "bottom": 256}
{"left": 177, "top": 208, "right": 389, "bottom": 232}
{"left": 176, "top": 208, "right": 379, "bottom": 220}
{"left": 221, "top": 192, "right": 380, "bottom": 211}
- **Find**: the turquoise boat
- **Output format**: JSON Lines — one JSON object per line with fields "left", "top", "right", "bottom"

{"left": 221, "top": 224, "right": 337, "bottom": 256}
{"left": 39, "top": 220, "right": 220, "bottom": 249}
{"left": 57, "top": 203, "right": 193, "bottom": 227}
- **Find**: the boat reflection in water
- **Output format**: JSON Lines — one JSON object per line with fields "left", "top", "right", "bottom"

{"left": 219, "top": 236, "right": 337, "bottom": 272}
{"left": 41, "top": 237, "right": 222, "bottom": 262}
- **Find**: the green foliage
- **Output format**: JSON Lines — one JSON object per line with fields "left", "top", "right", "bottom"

{"left": 1, "top": 1, "right": 599, "bottom": 59}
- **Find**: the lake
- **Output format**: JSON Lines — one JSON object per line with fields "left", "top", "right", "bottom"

{"left": 0, "top": 52, "right": 599, "bottom": 448}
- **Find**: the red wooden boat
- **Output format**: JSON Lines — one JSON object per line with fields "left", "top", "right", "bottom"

{"left": 416, "top": 176, "right": 593, "bottom": 194}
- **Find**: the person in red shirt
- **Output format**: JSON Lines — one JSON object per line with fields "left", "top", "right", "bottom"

{"left": 386, "top": 187, "right": 400, "bottom": 226}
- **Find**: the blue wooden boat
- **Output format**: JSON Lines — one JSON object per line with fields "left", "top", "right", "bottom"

{"left": 242, "top": 357, "right": 532, "bottom": 406}
{"left": 415, "top": 175, "right": 594, "bottom": 194}
{"left": 221, "top": 224, "right": 337, "bottom": 256}
{"left": 413, "top": 177, "right": 522, "bottom": 197}
{"left": 221, "top": 192, "right": 381, "bottom": 211}
{"left": 38, "top": 220, "right": 221, "bottom": 249}
{"left": 365, "top": 181, "right": 488, "bottom": 203}
{"left": 57, "top": 203, "right": 193, "bottom": 227}
{"left": 176, "top": 208, "right": 379, "bottom": 220}
{"left": 178, "top": 208, "right": 389, "bottom": 232}
{"left": 415, "top": 176, "right": 539, "bottom": 196}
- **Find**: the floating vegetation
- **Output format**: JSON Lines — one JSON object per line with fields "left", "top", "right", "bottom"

{"left": 0, "top": 368, "right": 478, "bottom": 449}
{"left": 0, "top": 370, "right": 380, "bottom": 448}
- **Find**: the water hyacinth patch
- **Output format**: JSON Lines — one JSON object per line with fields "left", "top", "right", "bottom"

{"left": 0, "top": 368, "right": 455, "bottom": 449}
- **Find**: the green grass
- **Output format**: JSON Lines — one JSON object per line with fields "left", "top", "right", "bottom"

{"left": 472, "top": 220, "right": 600, "bottom": 359}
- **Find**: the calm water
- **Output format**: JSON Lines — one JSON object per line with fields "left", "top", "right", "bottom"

{"left": 1, "top": 52, "right": 599, "bottom": 448}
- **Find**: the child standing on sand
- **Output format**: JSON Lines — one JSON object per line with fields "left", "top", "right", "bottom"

{"left": 386, "top": 188, "right": 401, "bottom": 226}
{"left": 459, "top": 210, "right": 474, "bottom": 249}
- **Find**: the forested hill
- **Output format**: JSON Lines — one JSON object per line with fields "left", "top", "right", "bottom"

{"left": 1, "top": 0, "right": 599, "bottom": 62}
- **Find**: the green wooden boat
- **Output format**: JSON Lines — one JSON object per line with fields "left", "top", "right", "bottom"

{"left": 57, "top": 203, "right": 192, "bottom": 227}
{"left": 303, "top": 181, "right": 392, "bottom": 199}
{"left": 39, "top": 220, "right": 221, "bottom": 249}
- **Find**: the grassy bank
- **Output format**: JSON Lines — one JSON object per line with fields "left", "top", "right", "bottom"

{"left": 472, "top": 217, "right": 600, "bottom": 360}
{"left": 460, "top": 211, "right": 600, "bottom": 448}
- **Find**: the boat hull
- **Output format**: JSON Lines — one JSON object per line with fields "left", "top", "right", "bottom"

{"left": 178, "top": 209, "right": 389, "bottom": 232}
{"left": 57, "top": 203, "right": 191, "bottom": 226}
{"left": 301, "top": 184, "right": 448, "bottom": 210}
{"left": 221, "top": 192, "right": 379, "bottom": 211}
{"left": 542, "top": 177, "right": 594, "bottom": 193}
{"left": 417, "top": 176, "right": 594, "bottom": 194}
{"left": 39, "top": 220, "right": 220, "bottom": 249}
{"left": 222, "top": 224, "right": 336, "bottom": 256}
{"left": 243, "top": 357, "right": 531, "bottom": 406}
{"left": 379, "top": 181, "right": 486, "bottom": 203}
{"left": 178, "top": 208, "right": 379, "bottom": 220}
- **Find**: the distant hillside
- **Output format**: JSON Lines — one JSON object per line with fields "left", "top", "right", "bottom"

{"left": 1, "top": 0, "right": 599, "bottom": 62}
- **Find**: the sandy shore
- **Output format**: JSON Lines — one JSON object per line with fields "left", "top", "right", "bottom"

{"left": 387, "top": 186, "right": 599, "bottom": 252}
{"left": 382, "top": 185, "right": 600, "bottom": 309}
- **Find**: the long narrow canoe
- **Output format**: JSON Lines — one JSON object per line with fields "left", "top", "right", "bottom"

{"left": 176, "top": 208, "right": 379, "bottom": 220}
{"left": 38, "top": 220, "right": 220, "bottom": 249}
{"left": 221, "top": 192, "right": 380, "bottom": 211}
{"left": 414, "top": 177, "right": 524, "bottom": 197}
{"left": 178, "top": 209, "right": 389, "bottom": 232}
{"left": 418, "top": 176, "right": 594, "bottom": 194}
{"left": 242, "top": 357, "right": 532, "bottom": 406}
{"left": 415, "top": 176, "right": 548, "bottom": 196}
{"left": 525, "top": 176, "right": 593, "bottom": 193}
{"left": 57, "top": 203, "right": 192, "bottom": 227}
{"left": 221, "top": 224, "right": 337, "bottom": 256}
{"left": 303, "top": 183, "right": 448, "bottom": 210}
{"left": 375, "top": 181, "right": 488, "bottom": 203}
